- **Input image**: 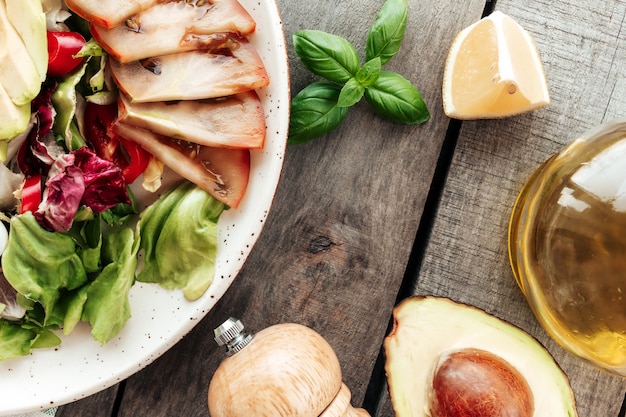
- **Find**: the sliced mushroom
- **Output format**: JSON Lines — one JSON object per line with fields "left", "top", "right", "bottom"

{"left": 113, "top": 122, "right": 250, "bottom": 208}
{"left": 91, "top": 0, "right": 256, "bottom": 63}
{"left": 117, "top": 91, "right": 266, "bottom": 149}
{"left": 110, "top": 37, "right": 269, "bottom": 102}
{"left": 65, "top": 0, "right": 161, "bottom": 29}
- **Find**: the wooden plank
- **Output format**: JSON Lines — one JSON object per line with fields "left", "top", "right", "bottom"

{"left": 377, "top": 0, "right": 626, "bottom": 416}
{"left": 55, "top": 0, "right": 501, "bottom": 415}
{"left": 108, "top": 0, "right": 488, "bottom": 416}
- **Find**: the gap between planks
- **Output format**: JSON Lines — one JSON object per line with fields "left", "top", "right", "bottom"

{"left": 360, "top": 1, "right": 498, "bottom": 414}
{"left": 360, "top": 116, "right": 462, "bottom": 415}
{"left": 360, "top": 0, "right": 626, "bottom": 415}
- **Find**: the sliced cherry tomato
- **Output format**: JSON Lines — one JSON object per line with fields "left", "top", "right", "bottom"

{"left": 119, "top": 137, "right": 152, "bottom": 184}
{"left": 20, "top": 174, "right": 43, "bottom": 214}
{"left": 83, "top": 102, "right": 122, "bottom": 161}
{"left": 83, "top": 102, "right": 152, "bottom": 184}
{"left": 47, "top": 31, "right": 86, "bottom": 77}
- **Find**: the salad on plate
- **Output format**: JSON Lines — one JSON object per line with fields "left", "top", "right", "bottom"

{"left": 0, "top": 0, "right": 271, "bottom": 361}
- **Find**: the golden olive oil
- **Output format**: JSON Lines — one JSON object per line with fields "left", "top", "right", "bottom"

{"left": 509, "top": 121, "right": 626, "bottom": 375}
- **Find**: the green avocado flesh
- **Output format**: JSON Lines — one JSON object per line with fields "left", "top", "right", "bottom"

{"left": 384, "top": 296, "right": 578, "bottom": 417}
{"left": 0, "top": 0, "right": 47, "bottom": 146}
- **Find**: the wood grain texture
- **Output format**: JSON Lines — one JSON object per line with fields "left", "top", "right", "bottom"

{"left": 386, "top": 1, "right": 626, "bottom": 416}
{"left": 123, "top": 0, "right": 492, "bottom": 414}
{"left": 55, "top": 386, "right": 118, "bottom": 417}
{"left": 54, "top": 0, "right": 626, "bottom": 416}
{"left": 59, "top": 0, "right": 476, "bottom": 416}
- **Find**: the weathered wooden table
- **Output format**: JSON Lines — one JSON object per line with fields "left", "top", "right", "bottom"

{"left": 56, "top": 0, "right": 626, "bottom": 415}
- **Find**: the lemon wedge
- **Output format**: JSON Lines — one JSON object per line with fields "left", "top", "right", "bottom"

{"left": 442, "top": 11, "right": 550, "bottom": 119}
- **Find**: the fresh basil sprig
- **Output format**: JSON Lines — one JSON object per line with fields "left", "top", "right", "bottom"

{"left": 288, "top": 0, "right": 429, "bottom": 144}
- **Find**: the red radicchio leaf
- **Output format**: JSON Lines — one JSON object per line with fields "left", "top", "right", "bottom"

{"left": 34, "top": 154, "right": 85, "bottom": 232}
{"left": 34, "top": 147, "right": 131, "bottom": 232}
{"left": 17, "top": 84, "right": 61, "bottom": 178}
{"left": 73, "top": 147, "right": 131, "bottom": 212}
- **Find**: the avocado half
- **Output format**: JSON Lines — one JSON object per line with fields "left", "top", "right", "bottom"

{"left": 384, "top": 296, "right": 578, "bottom": 417}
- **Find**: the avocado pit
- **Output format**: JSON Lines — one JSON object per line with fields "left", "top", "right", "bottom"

{"left": 430, "top": 348, "right": 533, "bottom": 417}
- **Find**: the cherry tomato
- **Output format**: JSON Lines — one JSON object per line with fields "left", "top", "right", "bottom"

{"left": 20, "top": 174, "right": 43, "bottom": 214}
{"left": 47, "top": 31, "right": 86, "bottom": 77}
{"left": 119, "top": 137, "right": 152, "bottom": 184}
{"left": 83, "top": 102, "right": 121, "bottom": 161}
{"left": 83, "top": 102, "right": 152, "bottom": 184}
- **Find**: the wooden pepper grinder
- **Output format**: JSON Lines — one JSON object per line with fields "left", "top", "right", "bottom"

{"left": 208, "top": 318, "right": 370, "bottom": 417}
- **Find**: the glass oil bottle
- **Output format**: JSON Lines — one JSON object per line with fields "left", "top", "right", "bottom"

{"left": 509, "top": 120, "right": 626, "bottom": 376}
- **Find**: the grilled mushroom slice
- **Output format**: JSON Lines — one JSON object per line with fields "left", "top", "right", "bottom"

{"left": 91, "top": 0, "right": 256, "bottom": 63}
{"left": 110, "top": 37, "right": 269, "bottom": 102}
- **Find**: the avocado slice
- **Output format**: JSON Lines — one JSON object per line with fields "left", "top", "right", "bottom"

{"left": 384, "top": 296, "right": 578, "bottom": 417}
{"left": 0, "top": 82, "right": 29, "bottom": 158}
{"left": 5, "top": 0, "right": 48, "bottom": 83}
{"left": 0, "top": 0, "right": 42, "bottom": 106}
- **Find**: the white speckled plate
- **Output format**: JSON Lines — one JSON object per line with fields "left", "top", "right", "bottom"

{"left": 0, "top": 0, "right": 289, "bottom": 414}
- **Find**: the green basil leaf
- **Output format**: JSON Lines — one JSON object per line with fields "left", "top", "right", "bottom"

{"left": 293, "top": 30, "right": 361, "bottom": 83}
{"left": 356, "top": 57, "right": 381, "bottom": 87}
{"left": 337, "top": 78, "right": 365, "bottom": 108}
{"left": 364, "top": 71, "right": 429, "bottom": 124}
{"left": 288, "top": 81, "right": 349, "bottom": 144}
{"left": 366, "top": 0, "right": 408, "bottom": 65}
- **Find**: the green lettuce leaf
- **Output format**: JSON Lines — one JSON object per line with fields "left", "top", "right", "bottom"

{"left": 0, "top": 319, "right": 38, "bottom": 361}
{"left": 52, "top": 285, "right": 89, "bottom": 335}
{"left": 31, "top": 329, "right": 62, "bottom": 349}
{"left": 51, "top": 60, "right": 88, "bottom": 151}
{"left": 0, "top": 318, "right": 61, "bottom": 361}
{"left": 81, "top": 225, "right": 139, "bottom": 344}
{"left": 66, "top": 216, "right": 103, "bottom": 274}
{"left": 138, "top": 182, "right": 224, "bottom": 300}
{"left": 1, "top": 212, "right": 88, "bottom": 322}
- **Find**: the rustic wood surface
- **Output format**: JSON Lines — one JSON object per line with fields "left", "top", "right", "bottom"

{"left": 55, "top": 0, "right": 626, "bottom": 416}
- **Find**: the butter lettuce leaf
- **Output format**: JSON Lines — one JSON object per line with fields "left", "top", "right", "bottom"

{"left": 82, "top": 225, "right": 139, "bottom": 344}
{"left": 0, "top": 320, "right": 37, "bottom": 361}
{"left": 1, "top": 212, "right": 87, "bottom": 321}
{"left": 138, "top": 182, "right": 224, "bottom": 300}
{"left": 0, "top": 317, "right": 61, "bottom": 361}
{"left": 50, "top": 285, "right": 89, "bottom": 335}
{"left": 0, "top": 181, "right": 224, "bottom": 358}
